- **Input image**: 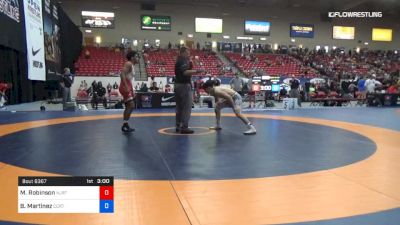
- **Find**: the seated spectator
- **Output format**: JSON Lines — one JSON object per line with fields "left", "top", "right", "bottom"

{"left": 387, "top": 83, "right": 399, "bottom": 94}
{"left": 84, "top": 49, "right": 90, "bottom": 59}
{"left": 79, "top": 81, "right": 86, "bottom": 91}
{"left": 140, "top": 83, "right": 149, "bottom": 92}
{"left": 77, "top": 88, "right": 88, "bottom": 98}
{"left": 149, "top": 82, "right": 160, "bottom": 92}
{"left": 159, "top": 67, "right": 166, "bottom": 76}
{"left": 95, "top": 82, "right": 107, "bottom": 109}
{"left": 279, "top": 87, "right": 288, "bottom": 100}
{"left": 0, "top": 83, "right": 11, "bottom": 108}
{"left": 113, "top": 82, "right": 119, "bottom": 90}
{"left": 165, "top": 84, "right": 172, "bottom": 93}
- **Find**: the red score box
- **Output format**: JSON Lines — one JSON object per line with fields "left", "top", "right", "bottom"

{"left": 100, "top": 186, "right": 114, "bottom": 200}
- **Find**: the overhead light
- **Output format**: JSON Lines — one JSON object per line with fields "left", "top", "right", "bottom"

{"left": 85, "top": 30, "right": 92, "bottom": 33}
{"left": 364, "top": 42, "right": 369, "bottom": 45}
{"left": 95, "top": 36, "right": 101, "bottom": 44}
{"left": 223, "top": 35, "right": 230, "bottom": 39}
{"left": 222, "top": 12, "right": 229, "bottom": 16}
{"left": 187, "top": 34, "right": 193, "bottom": 38}
{"left": 291, "top": 38, "right": 296, "bottom": 43}
{"left": 260, "top": 37, "right": 267, "bottom": 41}
{"left": 237, "top": 36, "right": 253, "bottom": 40}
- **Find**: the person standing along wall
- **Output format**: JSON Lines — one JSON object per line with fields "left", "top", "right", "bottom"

{"left": 61, "top": 68, "right": 74, "bottom": 109}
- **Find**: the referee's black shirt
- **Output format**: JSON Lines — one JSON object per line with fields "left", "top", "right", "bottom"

{"left": 175, "top": 56, "right": 192, "bottom": 84}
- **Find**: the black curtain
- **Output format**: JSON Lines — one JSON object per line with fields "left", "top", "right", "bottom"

{"left": 0, "top": 46, "right": 33, "bottom": 104}
{"left": 59, "top": 6, "right": 82, "bottom": 74}
{"left": 0, "top": 46, "right": 49, "bottom": 104}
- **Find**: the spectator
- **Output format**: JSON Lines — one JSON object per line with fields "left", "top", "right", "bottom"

{"left": 229, "top": 74, "right": 244, "bottom": 95}
{"left": 0, "top": 83, "right": 11, "bottom": 109}
{"left": 365, "top": 75, "right": 382, "bottom": 93}
{"left": 84, "top": 49, "right": 90, "bottom": 59}
{"left": 77, "top": 81, "right": 88, "bottom": 98}
{"left": 387, "top": 83, "right": 399, "bottom": 94}
{"left": 357, "top": 76, "right": 367, "bottom": 99}
{"left": 289, "top": 76, "right": 301, "bottom": 107}
{"left": 107, "top": 83, "right": 112, "bottom": 96}
{"left": 246, "top": 73, "right": 256, "bottom": 108}
{"left": 90, "top": 81, "right": 98, "bottom": 109}
{"left": 94, "top": 81, "right": 107, "bottom": 109}
{"left": 165, "top": 84, "right": 172, "bottom": 93}
{"left": 149, "top": 82, "right": 160, "bottom": 92}
{"left": 159, "top": 67, "right": 166, "bottom": 76}
{"left": 279, "top": 86, "right": 288, "bottom": 101}
{"left": 140, "top": 83, "right": 149, "bottom": 92}
{"left": 60, "top": 68, "right": 74, "bottom": 109}
{"left": 304, "top": 80, "right": 311, "bottom": 101}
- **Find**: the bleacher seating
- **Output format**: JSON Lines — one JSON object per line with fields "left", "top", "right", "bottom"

{"left": 75, "top": 47, "right": 125, "bottom": 76}
{"left": 225, "top": 53, "right": 317, "bottom": 78}
{"left": 144, "top": 49, "right": 234, "bottom": 77}
{"left": 300, "top": 53, "right": 370, "bottom": 77}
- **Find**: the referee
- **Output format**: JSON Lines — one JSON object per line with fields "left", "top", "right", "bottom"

{"left": 174, "top": 47, "right": 204, "bottom": 134}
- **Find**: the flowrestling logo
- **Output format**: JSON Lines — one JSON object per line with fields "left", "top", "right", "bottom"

{"left": 328, "top": 12, "right": 382, "bottom": 18}
{"left": 0, "top": 0, "right": 20, "bottom": 22}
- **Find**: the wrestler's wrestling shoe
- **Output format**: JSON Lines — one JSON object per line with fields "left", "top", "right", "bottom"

{"left": 209, "top": 126, "right": 222, "bottom": 130}
{"left": 243, "top": 125, "right": 256, "bottom": 135}
{"left": 122, "top": 123, "right": 135, "bottom": 133}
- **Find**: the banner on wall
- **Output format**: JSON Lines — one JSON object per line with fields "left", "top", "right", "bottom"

{"left": 24, "top": 0, "right": 46, "bottom": 81}
{"left": 0, "top": 0, "right": 20, "bottom": 22}
{"left": 43, "top": 0, "right": 61, "bottom": 78}
{"left": 0, "top": 0, "right": 25, "bottom": 51}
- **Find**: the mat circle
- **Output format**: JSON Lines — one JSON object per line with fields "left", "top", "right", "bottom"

{"left": 158, "top": 127, "right": 216, "bottom": 135}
